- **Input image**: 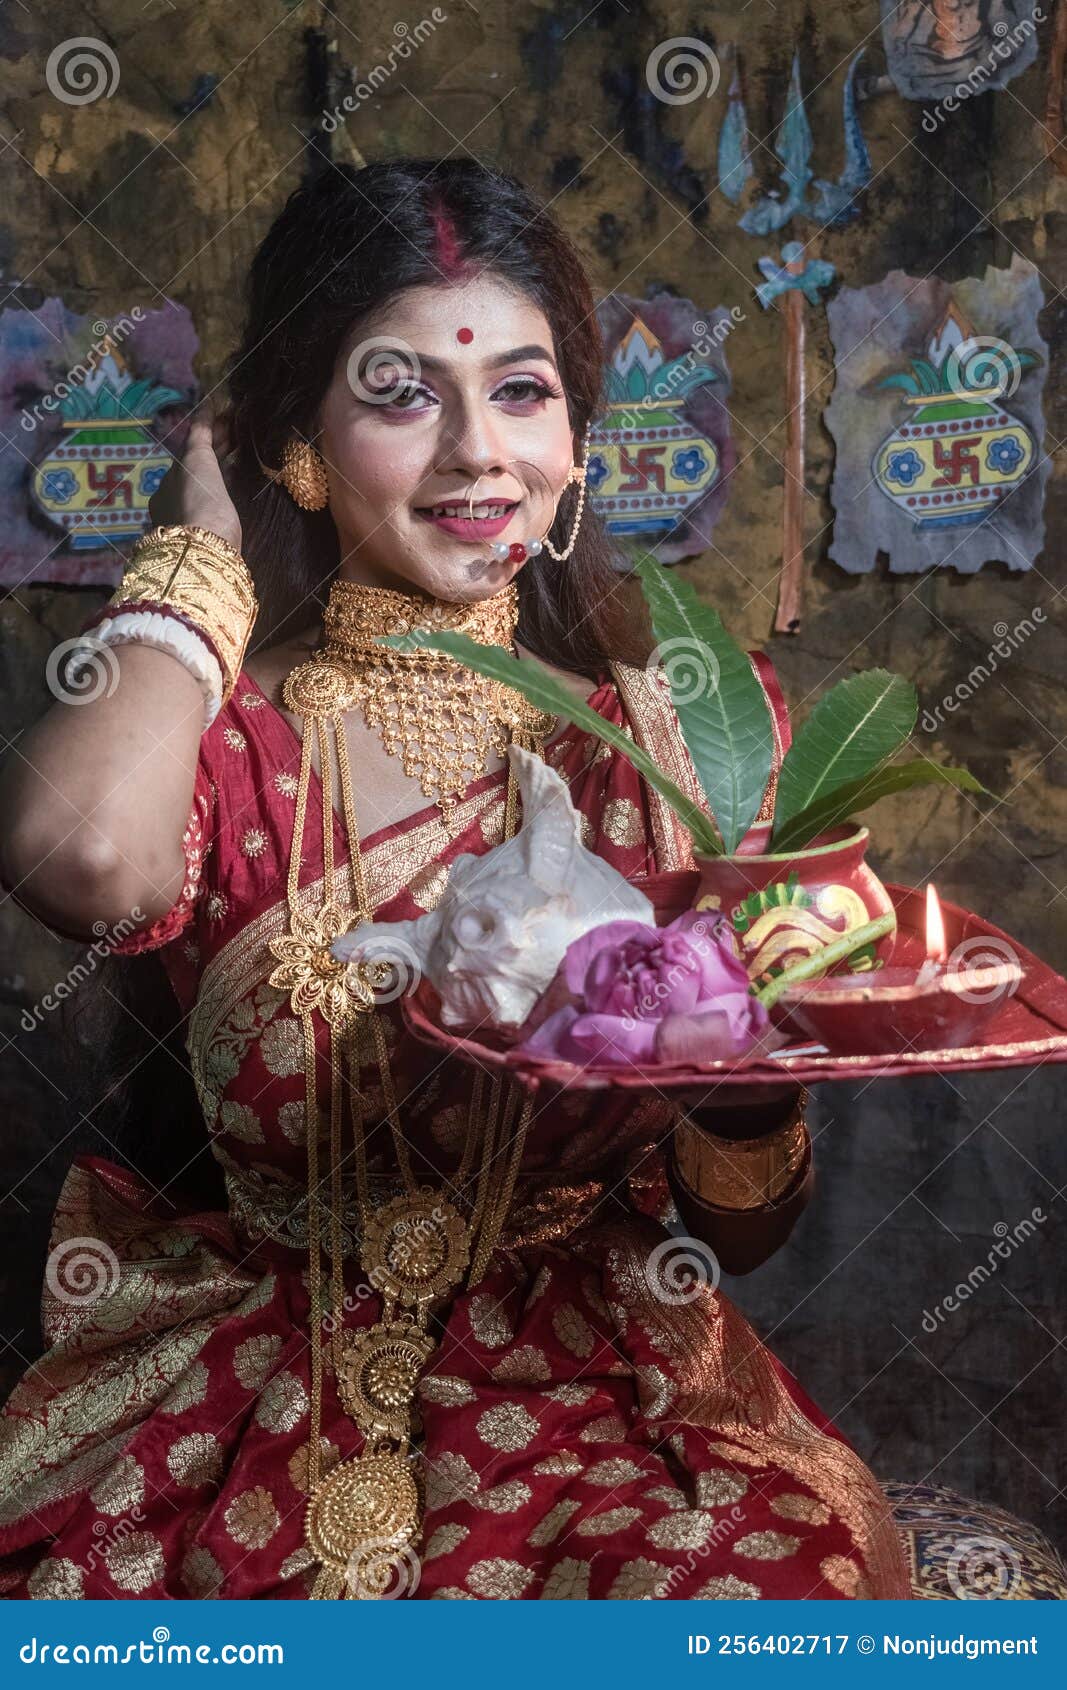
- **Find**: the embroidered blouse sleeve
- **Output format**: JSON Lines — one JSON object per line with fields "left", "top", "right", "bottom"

{"left": 107, "top": 755, "right": 217, "bottom": 956}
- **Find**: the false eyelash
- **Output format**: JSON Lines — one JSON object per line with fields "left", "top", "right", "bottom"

{"left": 493, "top": 375, "right": 565, "bottom": 402}
{"left": 376, "top": 381, "right": 432, "bottom": 407}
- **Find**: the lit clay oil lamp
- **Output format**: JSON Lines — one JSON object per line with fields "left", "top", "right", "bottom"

{"left": 765, "top": 886, "right": 1023, "bottom": 1057}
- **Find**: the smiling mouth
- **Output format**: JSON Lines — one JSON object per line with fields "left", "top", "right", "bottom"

{"left": 416, "top": 500, "right": 519, "bottom": 520}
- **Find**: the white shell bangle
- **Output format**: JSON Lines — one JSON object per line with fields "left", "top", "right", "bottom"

{"left": 71, "top": 610, "right": 225, "bottom": 731}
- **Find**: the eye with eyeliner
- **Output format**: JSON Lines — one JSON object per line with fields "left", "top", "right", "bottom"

{"left": 492, "top": 374, "right": 565, "bottom": 407}
{"left": 365, "top": 371, "right": 564, "bottom": 415}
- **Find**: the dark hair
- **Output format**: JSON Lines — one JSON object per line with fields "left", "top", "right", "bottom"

{"left": 222, "top": 155, "right": 650, "bottom": 677}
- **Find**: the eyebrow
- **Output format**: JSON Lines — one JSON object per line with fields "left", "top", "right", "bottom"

{"left": 392, "top": 343, "right": 558, "bottom": 373}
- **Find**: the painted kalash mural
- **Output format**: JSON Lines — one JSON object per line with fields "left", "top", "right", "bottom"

{"left": 872, "top": 303, "right": 1040, "bottom": 531}
{"left": 30, "top": 335, "right": 179, "bottom": 551}
{"left": 586, "top": 317, "right": 720, "bottom": 541}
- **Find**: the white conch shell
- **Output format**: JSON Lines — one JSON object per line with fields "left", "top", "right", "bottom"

{"left": 331, "top": 742, "right": 655, "bottom": 1028}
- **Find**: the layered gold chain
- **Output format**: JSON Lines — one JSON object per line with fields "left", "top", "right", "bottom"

{"left": 265, "top": 578, "right": 550, "bottom": 1600}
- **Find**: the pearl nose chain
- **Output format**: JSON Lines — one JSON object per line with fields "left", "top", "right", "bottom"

{"left": 466, "top": 475, "right": 543, "bottom": 566}
{"left": 464, "top": 426, "right": 591, "bottom": 565}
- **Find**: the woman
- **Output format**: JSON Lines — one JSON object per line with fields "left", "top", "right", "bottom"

{"left": 0, "top": 157, "right": 912, "bottom": 1601}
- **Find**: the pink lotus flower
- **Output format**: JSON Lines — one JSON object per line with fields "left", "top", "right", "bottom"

{"left": 516, "top": 909, "right": 773, "bottom": 1068}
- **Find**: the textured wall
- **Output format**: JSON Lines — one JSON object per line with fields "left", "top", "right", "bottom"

{"left": 1, "top": 1, "right": 1064, "bottom": 1546}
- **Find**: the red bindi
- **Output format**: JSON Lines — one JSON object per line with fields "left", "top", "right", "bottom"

{"left": 456, "top": 326, "right": 474, "bottom": 344}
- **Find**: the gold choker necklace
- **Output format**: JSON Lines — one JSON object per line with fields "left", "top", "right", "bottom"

{"left": 300, "top": 577, "right": 554, "bottom": 830}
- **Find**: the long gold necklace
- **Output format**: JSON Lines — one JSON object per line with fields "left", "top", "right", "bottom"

{"left": 265, "top": 578, "right": 553, "bottom": 1600}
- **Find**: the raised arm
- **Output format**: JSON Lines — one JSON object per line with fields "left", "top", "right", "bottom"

{"left": 0, "top": 408, "right": 248, "bottom": 944}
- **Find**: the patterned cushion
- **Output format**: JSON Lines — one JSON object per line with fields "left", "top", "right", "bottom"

{"left": 883, "top": 1481, "right": 1067, "bottom": 1600}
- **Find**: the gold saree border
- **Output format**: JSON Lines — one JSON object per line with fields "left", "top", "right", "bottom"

{"left": 599, "top": 1221, "right": 913, "bottom": 1600}
{"left": 222, "top": 1163, "right": 610, "bottom": 1258}
{"left": 609, "top": 655, "right": 785, "bottom": 870}
{"left": 755, "top": 660, "right": 786, "bottom": 823}
{"left": 609, "top": 660, "right": 702, "bottom": 873}
{"left": 188, "top": 777, "right": 509, "bottom": 1104}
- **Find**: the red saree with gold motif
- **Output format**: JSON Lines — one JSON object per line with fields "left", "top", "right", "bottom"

{"left": 0, "top": 658, "right": 911, "bottom": 1601}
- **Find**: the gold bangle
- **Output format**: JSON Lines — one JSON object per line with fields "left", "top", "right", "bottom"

{"left": 671, "top": 1088, "right": 810, "bottom": 1211}
{"left": 110, "top": 525, "right": 258, "bottom": 702}
{"left": 142, "top": 522, "right": 245, "bottom": 563}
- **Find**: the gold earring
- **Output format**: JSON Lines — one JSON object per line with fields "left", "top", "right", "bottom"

{"left": 265, "top": 438, "right": 329, "bottom": 511}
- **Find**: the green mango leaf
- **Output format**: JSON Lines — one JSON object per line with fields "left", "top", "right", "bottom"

{"left": 773, "top": 669, "right": 916, "bottom": 841}
{"left": 771, "top": 758, "right": 995, "bottom": 854}
{"left": 376, "top": 627, "right": 725, "bottom": 856}
{"left": 633, "top": 551, "right": 774, "bottom": 853}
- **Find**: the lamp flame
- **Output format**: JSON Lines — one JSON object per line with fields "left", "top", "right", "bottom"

{"left": 925, "top": 884, "right": 947, "bottom": 963}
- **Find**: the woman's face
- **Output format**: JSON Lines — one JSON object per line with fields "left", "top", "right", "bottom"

{"left": 316, "top": 274, "right": 579, "bottom": 603}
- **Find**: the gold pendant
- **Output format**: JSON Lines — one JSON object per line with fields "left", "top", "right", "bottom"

{"left": 283, "top": 657, "right": 357, "bottom": 719}
{"left": 338, "top": 1320, "right": 434, "bottom": 1440}
{"left": 360, "top": 1189, "right": 470, "bottom": 1308}
{"left": 306, "top": 1448, "right": 419, "bottom": 1601}
{"left": 266, "top": 902, "right": 368, "bottom": 1030}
